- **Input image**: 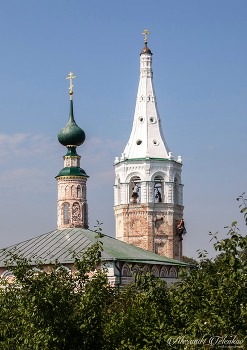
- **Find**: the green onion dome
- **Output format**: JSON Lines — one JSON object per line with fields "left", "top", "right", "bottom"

{"left": 58, "top": 100, "right": 85, "bottom": 147}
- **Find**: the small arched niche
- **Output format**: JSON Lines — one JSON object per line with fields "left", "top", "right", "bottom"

{"left": 160, "top": 266, "right": 169, "bottom": 278}
{"left": 131, "top": 264, "right": 140, "bottom": 277}
{"left": 151, "top": 265, "right": 159, "bottom": 277}
{"left": 169, "top": 267, "right": 177, "bottom": 278}
{"left": 1, "top": 270, "right": 15, "bottom": 281}
{"left": 122, "top": 263, "right": 131, "bottom": 277}
{"left": 72, "top": 185, "right": 78, "bottom": 197}
{"left": 77, "top": 185, "right": 81, "bottom": 198}
{"left": 65, "top": 186, "right": 70, "bottom": 198}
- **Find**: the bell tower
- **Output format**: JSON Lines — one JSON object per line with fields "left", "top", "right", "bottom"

{"left": 56, "top": 72, "right": 89, "bottom": 229}
{"left": 113, "top": 32, "right": 184, "bottom": 261}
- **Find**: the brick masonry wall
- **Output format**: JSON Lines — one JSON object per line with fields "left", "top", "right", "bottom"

{"left": 57, "top": 178, "right": 88, "bottom": 229}
{"left": 114, "top": 203, "right": 184, "bottom": 260}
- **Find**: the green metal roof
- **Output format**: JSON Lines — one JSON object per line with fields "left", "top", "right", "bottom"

{"left": 64, "top": 146, "right": 80, "bottom": 158}
{"left": 0, "top": 228, "right": 189, "bottom": 267}
{"left": 56, "top": 167, "right": 89, "bottom": 178}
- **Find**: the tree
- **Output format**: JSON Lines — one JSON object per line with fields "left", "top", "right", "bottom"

{"left": 0, "top": 234, "right": 115, "bottom": 350}
{"left": 103, "top": 193, "right": 247, "bottom": 349}
{"left": 182, "top": 255, "right": 198, "bottom": 266}
{"left": 0, "top": 195, "right": 246, "bottom": 349}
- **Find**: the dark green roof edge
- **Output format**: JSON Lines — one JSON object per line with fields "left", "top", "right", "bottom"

{"left": 114, "top": 157, "right": 182, "bottom": 165}
{"left": 102, "top": 258, "right": 191, "bottom": 267}
{"left": 55, "top": 167, "right": 89, "bottom": 178}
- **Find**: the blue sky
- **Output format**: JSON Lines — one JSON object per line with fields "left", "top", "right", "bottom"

{"left": 0, "top": 0, "right": 246, "bottom": 259}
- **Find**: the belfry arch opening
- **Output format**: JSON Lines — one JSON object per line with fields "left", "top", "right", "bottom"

{"left": 117, "top": 178, "right": 121, "bottom": 205}
{"left": 174, "top": 177, "right": 179, "bottom": 205}
{"left": 129, "top": 176, "right": 141, "bottom": 203}
{"left": 154, "top": 175, "right": 164, "bottom": 203}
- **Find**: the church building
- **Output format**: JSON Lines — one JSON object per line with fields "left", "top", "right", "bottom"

{"left": 114, "top": 30, "right": 184, "bottom": 261}
{"left": 0, "top": 32, "right": 189, "bottom": 287}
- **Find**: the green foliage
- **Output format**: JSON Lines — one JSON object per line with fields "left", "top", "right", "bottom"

{"left": 103, "top": 272, "right": 172, "bottom": 349}
{"left": 237, "top": 192, "right": 247, "bottom": 225}
{"left": 0, "top": 225, "right": 115, "bottom": 350}
{"left": 0, "top": 196, "right": 246, "bottom": 349}
{"left": 182, "top": 255, "right": 198, "bottom": 266}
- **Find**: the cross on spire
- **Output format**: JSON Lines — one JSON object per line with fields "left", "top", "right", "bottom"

{"left": 142, "top": 29, "right": 150, "bottom": 44}
{"left": 66, "top": 71, "right": 76, "bottom": 99}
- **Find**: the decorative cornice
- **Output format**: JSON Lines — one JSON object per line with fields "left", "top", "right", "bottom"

{"left": 56, "top": 176, "right": 88, "bottom": 180}
{"left": 114, "top": 157, "right": 181, "bottom": 165}
{"left": 63, "top": 155, "right": 81, "bottom": 159}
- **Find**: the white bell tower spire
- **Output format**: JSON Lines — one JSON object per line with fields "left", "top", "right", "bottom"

{"left": 113, "top": 31, "right": 185, "bottom": 261}
{"left": 124, "top": 35, "right": 170, "bottom": 160}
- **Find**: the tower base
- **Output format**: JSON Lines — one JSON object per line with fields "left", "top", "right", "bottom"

{"left": 114, "top": 203, "right": 184, "bottom": 261}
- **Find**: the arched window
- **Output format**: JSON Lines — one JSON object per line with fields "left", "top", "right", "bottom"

{"left": 64, "top": 203, "right": 69, "bottom": 224}
{"left": 122, "top": 263, "right": 131, "bottom": 277}
{"left": 1, "top": 270, "right": 14, "bottom": 280}
{"left": 77, "top": 186, "right": 81, "bottom": 198}
{"left": 151, "top": 265, "right": 159, "bottom": 277}
{"left": 142, "top": 265, "right": 150, "bottom": 274}
{"left": 160, "top": 266, "right": 169, "bottom": 278}
{"left": 169, "top": 267, "right": 177, "bottom": 278}
{"left": 131, "top": 265, "right": 140, "bottom": 277}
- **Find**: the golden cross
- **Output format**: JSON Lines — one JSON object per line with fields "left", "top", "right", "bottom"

{"left": 142, "top": 29, "right": 150, "bottom": 44}
{"left": 66, "top": 71, "right": 76, "bottom": 98}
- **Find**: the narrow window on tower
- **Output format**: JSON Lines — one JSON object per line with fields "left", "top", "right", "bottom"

{"left": 77, "top": 186, "right": 81, "bottom": 198}
{"left": 174, "top": 177, "right": 179, "bottom": 205}
{"left": 64, "top": 203, "right": 69, "bottom": 224}
{"left": 83, "top": 204, "right": 88, "bottom": 228}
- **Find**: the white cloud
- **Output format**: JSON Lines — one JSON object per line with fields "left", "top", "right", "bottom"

{"left": 0, "top": 134, "right": 122, "bottom": 192}
{"left": 81, "top": 137, "right": 123, "bottom": 188}
{"left": 82, "top": 137, "right": 123, "bottom": 164}
{"left": 0, "top": 133, "right": 59, "bottom": 163}
{"left": 0, "top": 167, "right": 52, "bottom": 191}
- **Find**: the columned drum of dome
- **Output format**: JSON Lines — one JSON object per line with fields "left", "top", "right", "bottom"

{"left": 56, "top": 72, "right": 89, "bottom": 229}
{"left": 114, "top": 31, "right": 185, "bottom": 261}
